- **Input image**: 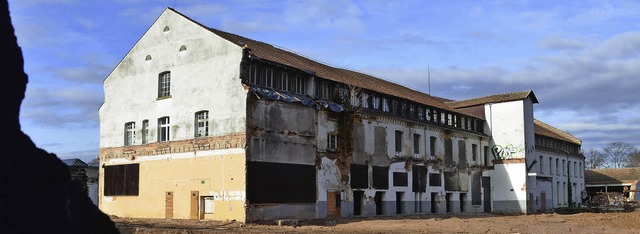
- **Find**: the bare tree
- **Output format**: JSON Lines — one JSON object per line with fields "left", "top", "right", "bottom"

{"left": 627, "top": 149, "right": 640, "bottom": 168}
{"left": 603, "top": 142, "right": 637, "bottom": 168}
{"left": 584, "top": 148, "right": 607, "bottom": 169}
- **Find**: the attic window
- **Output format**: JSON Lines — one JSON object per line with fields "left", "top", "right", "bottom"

{"left": 145, "top": 55, "right": 152, "bottom": 61}
{"left": 163, "top": 26, "right": 170, "bottom": 32}
{"left": 179, "top": 45, "right": 187, "bottom": 51}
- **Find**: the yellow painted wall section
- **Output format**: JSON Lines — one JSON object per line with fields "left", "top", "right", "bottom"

{"left": 100, "top": 152, "right": 246, "bottom": 222}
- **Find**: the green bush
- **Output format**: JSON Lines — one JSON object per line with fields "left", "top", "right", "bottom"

{"left": 554, "top": 206, "right": 592, "bottom": 214}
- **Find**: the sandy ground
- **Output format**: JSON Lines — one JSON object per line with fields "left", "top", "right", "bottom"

{"left": 114, "top": 210, "right": 640, "bottom": 234}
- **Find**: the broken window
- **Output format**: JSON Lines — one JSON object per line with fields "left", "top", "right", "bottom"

{"left": 395, "top": 130, "right": 403, "bottom": 155}
{"left": 104, "top": 163, "right": 139, "bottom": 196}
{"left": 248, "top": 65, "right": 258, "bottom": 85}
{"left": 351, "top": 164, "right": 368, "bottom": 189}
{"left": 372, "top": 96, "right": 380, "bottom": 109}
{"left": 264, "top": 68, "right": 274, "bottom": 88}
{"left": 124, "top": 122, "right": 135, "bottom": 146}
{"left": 327, "top": 134, "right": 337, "bottom": 150}
{"left": 429, "top": 173, "right": 441, "bottom": 187}
{"left": 290, "top": 74, "right": 306, "bottom": 94}
{"left": 391, "top": 100, "right": 399, "bottom": 115}
{"left": 317, "top": 81, "right": 333, "bottom": 100}
{"left": 195, "top": 111, "right": 209, "bottom": 137}
{"left": 382, "top": 98, "right": 390, "bottom": 112}
{"left": 372, "top": 166, "right": 389, "bottom": 189}
{"left": 361, "top": 93, "right": 369, "bottom": 108}
{"left": 158, "top": 71, "right": 171, "bottom": 98}
{"left": 425, "top": 108, "right": 432, "bottom": 121}
{"left": 158, "top": 116, "right": 170, "bottom": 142}
{"left": 393, "top": 172, "right": 408, "bottom": 187}
{"left": 417, "top": 107, "right": 424, "bottom": 121}
{"left": 279, "top": 72, "right": 289, "bottom": 91}
{"left": 141, "top": 120, "right": 149, "bottom": 144}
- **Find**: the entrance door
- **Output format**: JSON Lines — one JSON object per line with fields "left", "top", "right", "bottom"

{"left": 459, "top": 193, "right": 466, "bottom": 212}
{"left": 482, "top": 177, "right": 491, "bottom": 212}
{"left": 326, "top": 191, "right": 341, "bottom": 218}
{"left": 165, "top": 191, "right": 173, "bottom": 219}
{"left": 541, "top": 192, "right": 547, "bottom": 211}
{"left": 354, "top": 191, "right": 364, "bottom": 216}
{"left": 396, "top": 192, "right": 404, "bottom": 214}
{"left": 375, "top": 192, "right": 384, "bottom": 215}
{"left": 190, "top": 191, "right": 199, "bottom": 219}
{"left": 431, "top": 193, "right": 438, "bottom": 213}
{"left": 445, "top": 193, "right": 452, "bottom": 213}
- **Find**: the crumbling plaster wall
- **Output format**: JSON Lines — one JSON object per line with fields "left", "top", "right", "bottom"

{"left": 100, "top": 9, "right": 246, "bottom": 149}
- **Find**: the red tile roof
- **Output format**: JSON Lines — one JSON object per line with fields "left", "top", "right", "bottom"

{"left": 167, "top": 8, "right": 474, "bottom": 115}
{"left": 585, "top": 167, "right": 640, "bottom": 184}
{"left": 447, "top": 90, "right": 538, "bottom": 108}
{"left": 534, "top": 119, "right": 582, "bottom": 145}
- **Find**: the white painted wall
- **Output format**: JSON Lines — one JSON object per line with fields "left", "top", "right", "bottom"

{"left": 100, "top": 9, "right": 246, "bottom": 148}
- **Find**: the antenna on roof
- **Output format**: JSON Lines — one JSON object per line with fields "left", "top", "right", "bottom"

{"left": 428, "top": 62, "right": 431, "bottom": 95}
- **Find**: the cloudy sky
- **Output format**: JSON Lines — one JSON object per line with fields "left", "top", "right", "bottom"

{"left": 8, "top": 0, "right": 640, "bottom": 162}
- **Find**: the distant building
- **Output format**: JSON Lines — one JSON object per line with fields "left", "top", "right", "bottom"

{"left": 98, "top": 7, "right": 584, "bottom": 222}
{"left": 62, "top": 158, "right": 99, "bottom": 206}
{"left": 585, "top": 167, "right": 640, "bottom": 201}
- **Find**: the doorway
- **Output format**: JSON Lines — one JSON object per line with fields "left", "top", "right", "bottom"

{"left": 375, "top": 192, "right": 384, "bottom": 215}
{"left": 396, "top": 192, "right": 404, "bottom": 214}
{"left": 354, "top": 190, "right": 364, "bottom": 216}
{"left": 431, "top": 193, "right": 438, "bottom": 213}
{"left": 482, "top": 177, "right": 491, "bottom": 212}
{"left": 327, "top": 191, "right": 341, "bottom": 218}
{"left": 445, "top": 193, "right": 452, "bottom": 213}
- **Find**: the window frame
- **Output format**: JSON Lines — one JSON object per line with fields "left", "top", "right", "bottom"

{"left": 158, "top": 116, "right": 170, "bottom": 142}
{"left": 158, "top": 71, "right": 171, "bottom": 98}
{"left": 195, "top": 111, "right": 209, "bottom": 138}
{"left": 124, "top": 122, "right": 135, "bottom": 146}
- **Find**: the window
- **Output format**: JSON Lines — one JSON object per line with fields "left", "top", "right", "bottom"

{"left": 413, "top": 134, "right": 421, "bottom": 155}
{"left": 361, "top": 93, "right": 369, "bottom": 108}
{"left": 472, "top": 144, "right": 478, "bottom": 161}
{"left": 264, "top": 68, "right": 274, "bottom": 88}
{"left": 280, "top": 72, "right": 289, "bottom": 91}
{"left": 556, "top": 158, "right": 560, "bottom": 175}
{"left": 429, "top": 173, "right": 441, "bottom": 186}
{"left": 539, "top": 155, "right": 544, "bottom": 174}
{"left": 317, "top": 82, "right": 332, "bottom": 100}
{"left": 393, "top": 172, "right": 408, "bottom": 187}
{"left": 563, "top": 160, "right": 566, "bottom": 175}
{"left": 372, "top": 96, "right": 380, "bottom": 109}
{"left": 290, "top": 75, "right": 306, "bottom": 94}
{"left": 417, "top": 107, "right": 424, "bottom": 121}
{"left": 327, "top": 134, "right": 337, "bottom": 150}
{"left": 248, "top": 65, "right": 258, "bottom": 85}
{"left": 425, "top": 109, "right": 432, "bottom": 121}
{"left": 430, "top": 137, "right": 437, "bottom": 156}
{"left": 574, "top": 162, "right": 577, "bottom": 177}
{"left": 484, "top": 146, "right": 490, "bottom": 166}
{"left": 158, "top": 71, "right": 171, "bottom": 98}
{"left": 158, "top": 117, "right": 170, "bottom": 142}
{"left": 382, "top": 98, "right": 390, "bottom": 112}
{"left": 549, "top": 157, "right": 553, "bottom": 175}
{"left": 104, "top": 164, "right": 139, "bottom": 196}
{"left": 195, "top": 111, "right": 209, "bottom": 137}
{"left": 124, "top": 122, "right": 136, "bottom": 146}
{"left": 141, "top": 120, "right": 149, "bottom": 144}
{"left": 395, "top": 130, "right": 403, "bottom": 154}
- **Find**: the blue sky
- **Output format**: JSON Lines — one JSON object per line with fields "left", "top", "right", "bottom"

{"left": 8, "top": 0, "right": 640, "bottom": 162}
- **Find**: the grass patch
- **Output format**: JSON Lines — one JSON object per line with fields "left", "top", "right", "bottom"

{"left": 554, "top": 206, "right": 593, "bottom": 214}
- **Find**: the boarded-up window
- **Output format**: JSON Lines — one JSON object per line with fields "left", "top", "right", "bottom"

{"left": 247, "top": 161, "right": 316, "bottom": 203}
{"left": 393, "top": 172, "right": 408, "bottom": 187}
{"left": 444, "top": 139, "right": 453, "bottom": 166}
{"left": 104, "top": 164, "right": 139, "bottom": 196}
{"left": 372, "top": 166, "right": 389, "bottom": 189}
{"left": 429, "top": 173, "right": 441, "bottom": 187}
{"left": 444, "top": 171, "right": 460, "bottom": 191}
{"left": 472, "top": 172, "right": 481, "bottom": 205}
{"left": 412, "top": 165, "right": 427, "bottom": 192}
{"left": 351, "top": 164, "right": 368, "bottom": 189}
{"left": 458, "top": 140, "right": 467, "bottom": 169}
{"left": 430, "top": 137, "right": 437, "bottom": 156}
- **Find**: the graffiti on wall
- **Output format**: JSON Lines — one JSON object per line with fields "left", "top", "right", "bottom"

{"left": 492, "top": 144, "right": 522, "bottom": 159}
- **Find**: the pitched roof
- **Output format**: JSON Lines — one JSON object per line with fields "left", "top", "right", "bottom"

{"left": 62, "top": 158, "right": 88, "bottom": 167}
{"left": 534, "top": 119, "right": 582, "bottom": 145}
{"left": 166, "top": 8, "right": 467, "bottom": 114}
{"left": 447, "top": 90, "right": 538, "bottom": 108}
{"left": 585, "top": 167, "right": 640, "bottom": 184}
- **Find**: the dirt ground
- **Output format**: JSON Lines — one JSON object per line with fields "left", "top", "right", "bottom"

{"left": 113, "top": 210, "right": 640, "bottom": 234}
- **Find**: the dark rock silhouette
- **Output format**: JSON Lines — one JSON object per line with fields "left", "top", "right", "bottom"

{"left": 0, "top": 1, "right": 119, "bottom": 233}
